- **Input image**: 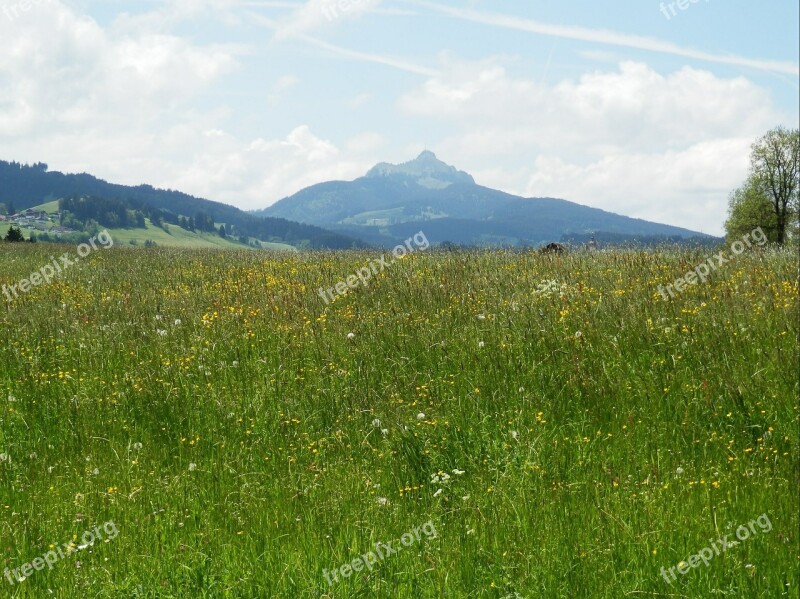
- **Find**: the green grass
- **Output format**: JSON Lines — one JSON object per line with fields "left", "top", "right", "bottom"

{"left": 0, "top": 245, "right": 796, "bottom": 598}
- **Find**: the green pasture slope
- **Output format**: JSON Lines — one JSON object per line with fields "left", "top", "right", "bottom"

{"left": 1, "top": 202, "right": 296, "bottom": 251}
{"left": 0, "top": 245, "right": 797, "bottom": 598}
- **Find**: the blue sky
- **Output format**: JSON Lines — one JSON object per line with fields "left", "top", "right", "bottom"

{"left": 1, "top": 0, "right": 797, "bottom": 234}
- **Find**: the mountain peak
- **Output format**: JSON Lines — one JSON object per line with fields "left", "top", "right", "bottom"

{"left": 365, "top": 151, "right": 475, "bottom": 188}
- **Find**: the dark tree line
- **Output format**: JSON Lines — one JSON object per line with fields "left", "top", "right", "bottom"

{"left": 59, "top": 196, "right": 145, "bottom": 229}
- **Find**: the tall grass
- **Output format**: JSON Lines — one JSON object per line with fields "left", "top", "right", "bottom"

{"left": 0, "top": 244, "right": 797, "bottom": 597}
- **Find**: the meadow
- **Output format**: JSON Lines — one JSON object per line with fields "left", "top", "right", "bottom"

{"left": 0, "top": 243, "right": 797, "bottom": 598}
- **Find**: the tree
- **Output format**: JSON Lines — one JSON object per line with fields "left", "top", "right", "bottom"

{"left": 5, "top": 226, "right": 24, "bottom": 242}
{"left": 725, "top": 177, "right": 779, "bottom": 242}
{"left": 218, "top": 224, "right": 227, "bottom": 238}
{"left": 748, "top": 127, "right": 799, "bottom": 245}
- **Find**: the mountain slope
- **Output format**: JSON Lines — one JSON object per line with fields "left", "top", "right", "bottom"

{"left": 0, "top": 161, "right": 365, "bottom": 249}
{"left": 256, "top": 152, "right": 715, "bottom": 247}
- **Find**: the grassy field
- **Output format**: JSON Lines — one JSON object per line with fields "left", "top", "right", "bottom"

{"left": 0, "top": 243, "right": 797, "bottom": 598}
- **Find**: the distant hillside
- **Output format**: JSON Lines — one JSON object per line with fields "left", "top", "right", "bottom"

{"left": 0, "top": 161, "right": 365, "bottom": 250}
{"left": 0, "top": 200, "right": 296, "bottom": 251}
{"left": 255, "top": 151, "right": 719, "bottom": 248}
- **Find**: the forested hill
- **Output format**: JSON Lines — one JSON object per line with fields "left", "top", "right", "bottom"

{"left": 0, "top": 161, "right": 365, "bottom": 249}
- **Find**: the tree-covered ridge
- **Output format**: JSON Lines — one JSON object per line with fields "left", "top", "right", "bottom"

{"left": 0, "top": 161, "right": 365, "bottom": 249}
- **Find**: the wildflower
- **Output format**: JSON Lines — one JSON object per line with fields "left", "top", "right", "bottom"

{"left": 157, "top": 329, "right": 167, "bottom": 337}
{"left": 452, "top": 469, "right": 465, "bottom": 475}
{"left": 433, "top": 488, "right": 443, "bottom": 497}
{"left": 676, "top": 467, "right": 684, "bottom": 475}
{"left": 381, "top": 428, "right": 389, "bottom": 436}
{"left": 347, "top": 332, "right": 356, "bottom": 340}
{"left": 477, "top": 314, "right": 486, "bottom": 320}
{"left": 372, "top": 418, "right": 382, "bottom": 428}
{"left": 574, "top": 331, "right": 583, "bottom": 339}
{"left": 416, "top": 413, "right": 426, "bottom": 421}
{"left": 133, "top": 442, "right": 143, "bottom": 451}
{"left": 510, "top": 430, "right": 518, "bottom": 440}
{"left": 188, "top": 463, "right": 197, "bottom": 472}
{"left": 478, "top": 341, "right": 485, "bottom": 348}
{"left": 376, "top": 497, "right": 388, "bottom": 506}
{"left": 0, "top": 453, "right": 9, "bottom": 463}
{"left": 174, "top": 319, "right": 182, "bottom": 326}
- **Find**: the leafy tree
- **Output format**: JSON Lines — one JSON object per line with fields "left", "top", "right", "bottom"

{"left": 725, "top": 177, "right": 779, "bottom": 242}
{"left": 218, "top": 224, "right": 227, "bottom": 238}
{"left": 747, "top": 127, "right": 799, "bottom": 245}
{"left": 5, "top": 226, "right": 24, "bottom": 242}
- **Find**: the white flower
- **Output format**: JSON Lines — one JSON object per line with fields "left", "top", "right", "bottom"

{"left": 347, "top": 332, "right": 356, "bottom": 340}
{"left": 477, "top": 314, "right": 486, "bottom": 320}
{"left": 510, "top": 430, "right": 519, "bottom": 440}
{"left": 478, "top": 341, "right": 485, "bottom": 348}
{"left": 155, "top": 314, "right": 162, "bottom": 321}
{"left": 452, "top": 469, "right": 465, "bottom": 475}
{"left": 676, "top": 467, "right": 684, "bottom": 475}
{"left": 188, "top": 463, "right": 197, "bottom": 472}
{"left": 174, "top": 319, "right": 182, "bottom": 326}
{"left": 381, "top": 428, "right": 389, "bottom": 436}
{"left": 376, "top": 497, "right": 388, "bottom": 506}
{"left": 518, "top": 387, "right": 524, "bottom": 393}
{"left": 231, "top": 361, "right": 239, "bottom": 367}
{"left": 0, "top": 453, "right": 9, "bottom": 463}
{"left": 574, "top": 331, "right": 583, "bottom": 339}
{"left": 433, "top": 488, "right": 443, "bottom": 497}
{"left": 91, "top": 468, "right": 99, "bottom": 475}
{"left": 157, "top": 329, "right": 167, "bottom": 337}
{"left": 372, "top": 418, "right": 382, "bottom": 428}
{"left": 133, "top": 442, "right": 143, "bottom": 451}
{"left": 416, "top": 412, "right": 426, "bottom": 421}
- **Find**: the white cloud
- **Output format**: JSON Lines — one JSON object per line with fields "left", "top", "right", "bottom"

{"left": 523, "top": 139, "right": 752, "bottom": 235}
{"left": 0, "top": 2, "right": 242, "bottom": 139}
{"left": 399, "top": 58, "right": 786, "bottom": 234}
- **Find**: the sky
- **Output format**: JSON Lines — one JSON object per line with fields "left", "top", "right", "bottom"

{"left": 0, "top": 0, "right": 798, "bottom": 235}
